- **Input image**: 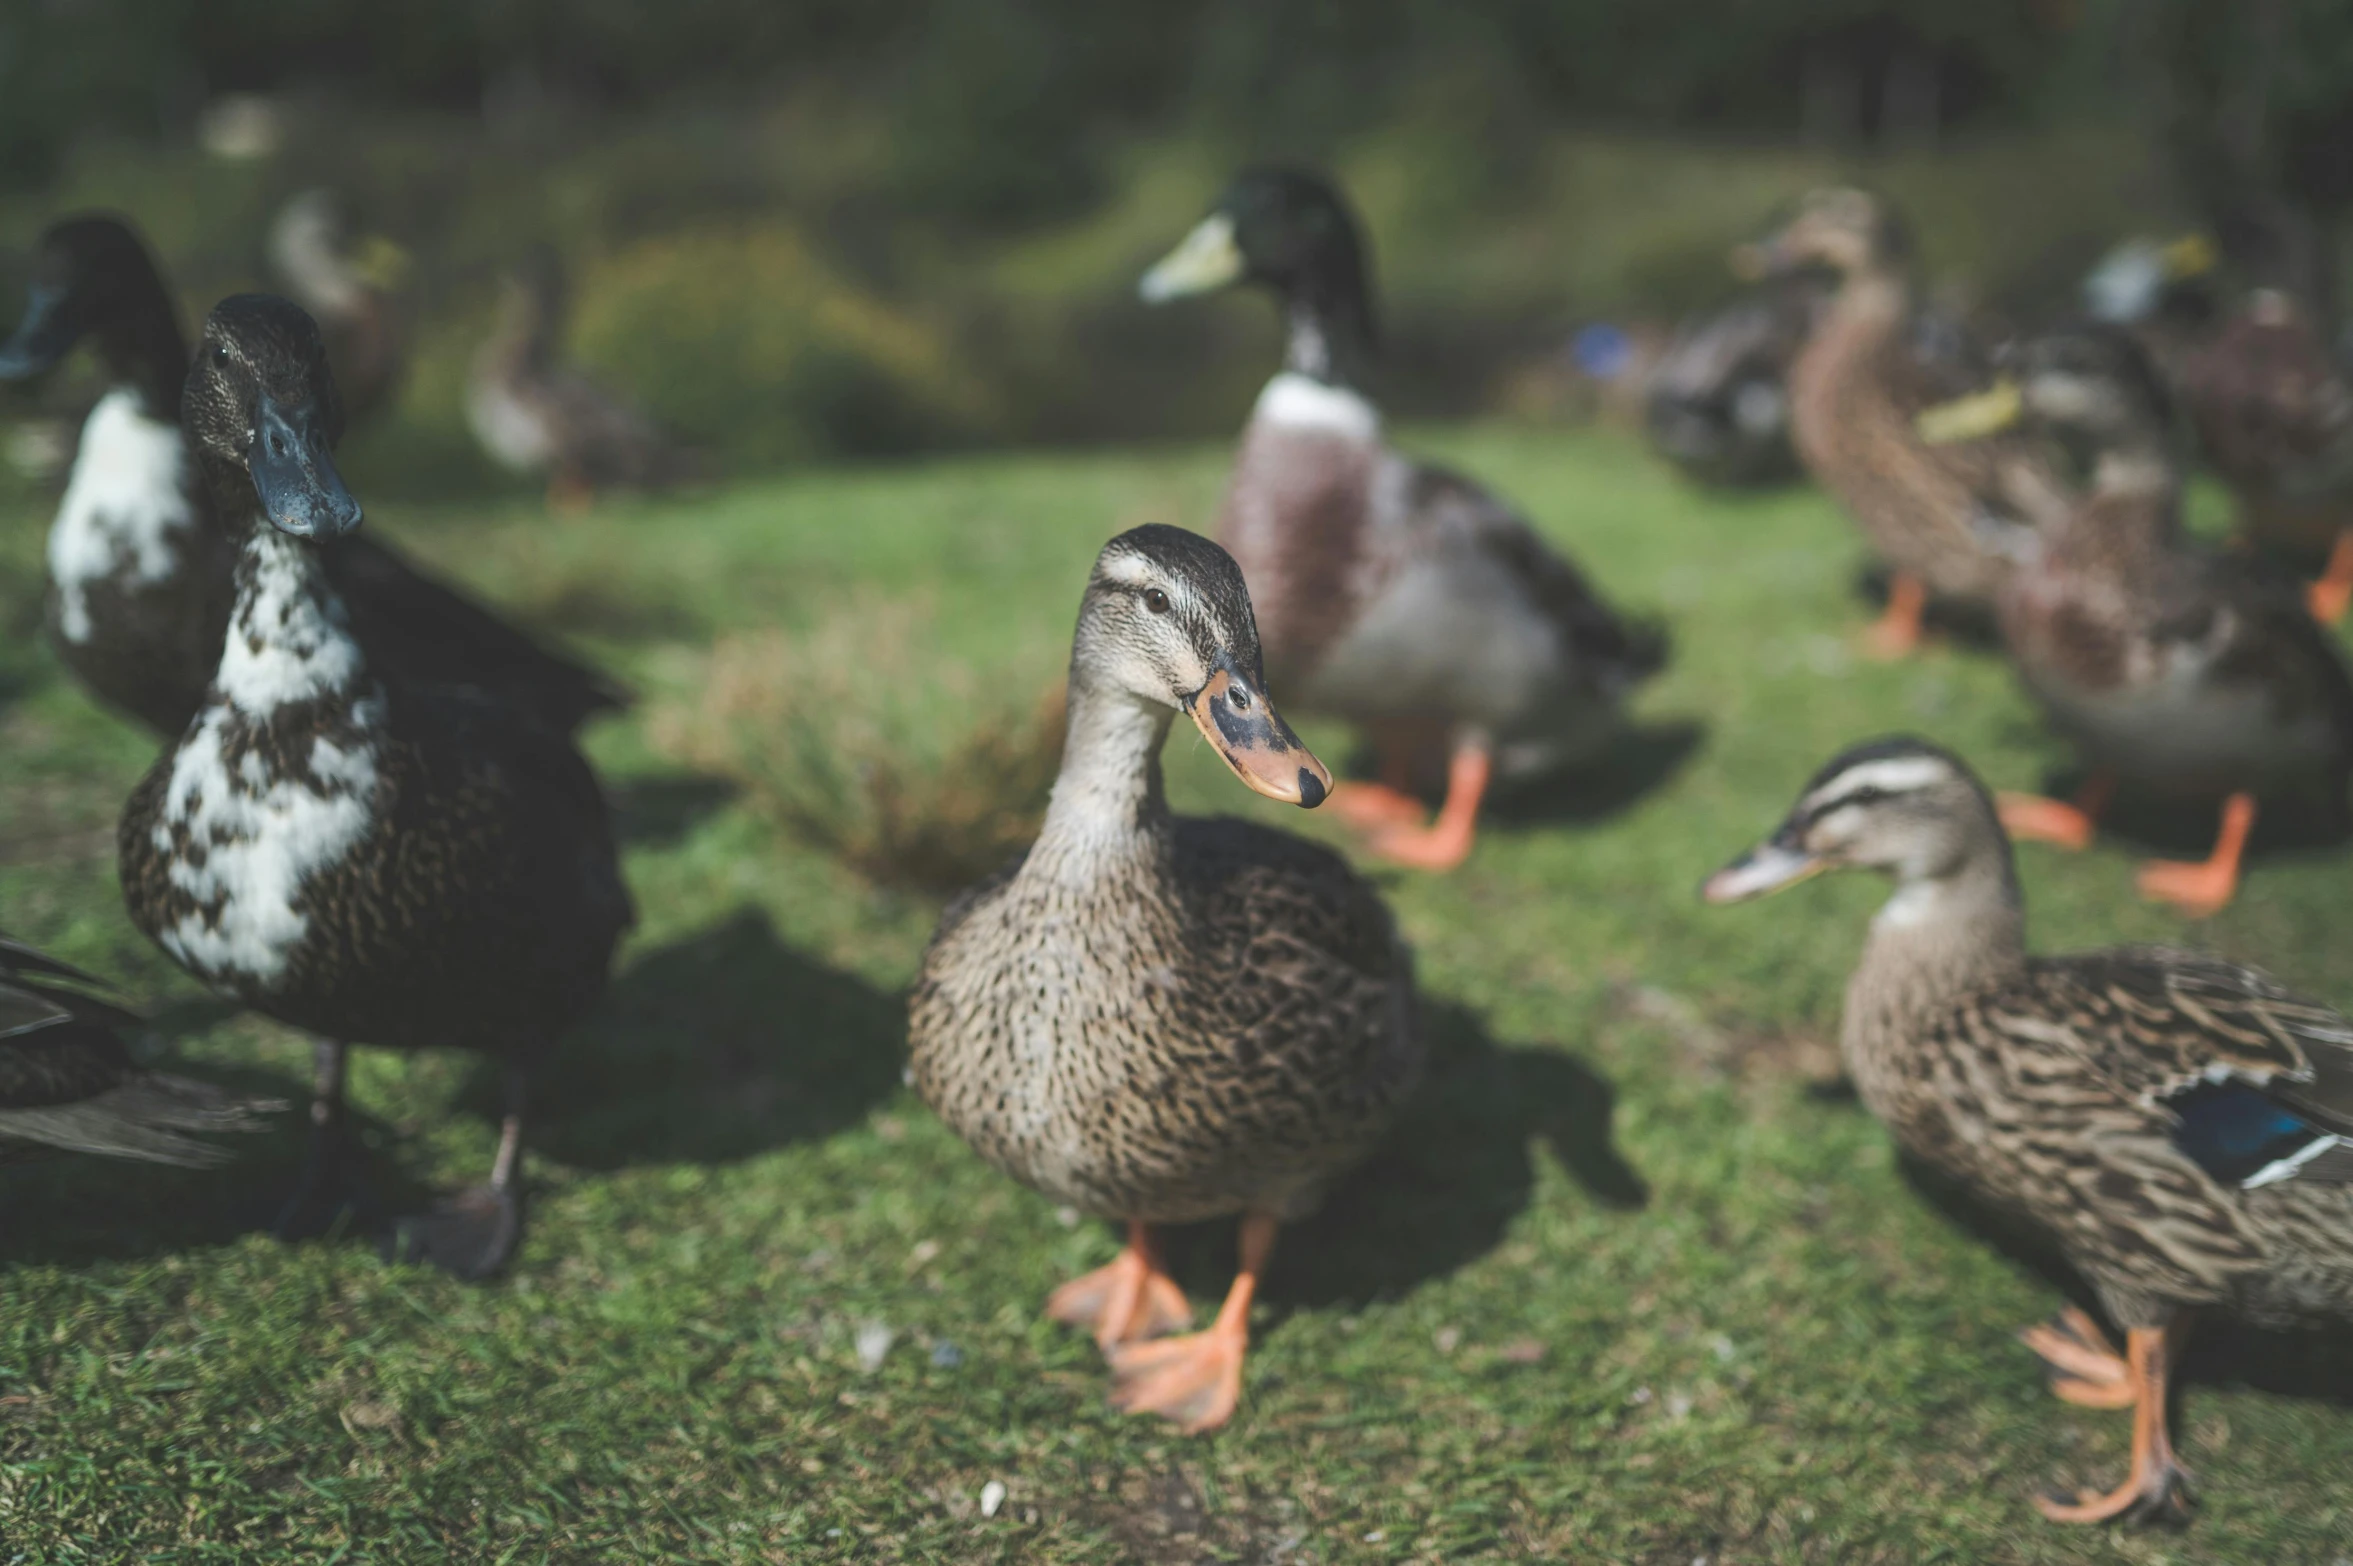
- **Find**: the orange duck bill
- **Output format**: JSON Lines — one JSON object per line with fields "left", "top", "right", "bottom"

{"left": 1184, "top": 665, "right": 1332, "bottom": 808}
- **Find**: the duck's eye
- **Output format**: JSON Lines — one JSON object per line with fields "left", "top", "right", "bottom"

{"left": 1228, "top": 684, "right": 1251, "bottom": 711}
{"left": 211, "top": 343, "right": 230, "bottom": 366}
{"left": 1142, "top": 588, "right": 1170, "bottom": 615}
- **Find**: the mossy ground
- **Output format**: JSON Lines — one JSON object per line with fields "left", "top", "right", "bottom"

{"left": 2, "top": 424, "right": 2350, "bottom": 1562}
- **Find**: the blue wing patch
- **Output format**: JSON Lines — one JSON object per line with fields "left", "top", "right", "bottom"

{"left": 2165, "top": 1080, "right": 2341, "bottom": 1188}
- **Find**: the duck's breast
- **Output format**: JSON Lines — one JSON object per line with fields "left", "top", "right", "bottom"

{"left": 47, "top": 389, "right": 200, "bottom": 647}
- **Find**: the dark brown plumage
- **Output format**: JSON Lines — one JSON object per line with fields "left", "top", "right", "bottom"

{"left": 118, "top": 294, "right": 632, "bottom": 1279}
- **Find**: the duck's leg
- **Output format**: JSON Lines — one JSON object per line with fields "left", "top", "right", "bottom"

{"left": 2136, "top": 793, "right": 2256, "bottom": 918}
{"left": 547, "top": 467, "right": 594, "bottom": 518}
{"left": 2307, "top": 528, "right": 2353, "bottom": 624}
{"left": 1998, "top": 772, "right": 2116, "bottom": 852}
{"left": 2037, "top": 1318, "right": 2194, "bottom": 1524}
{"left": 1862, "top": 572, "right": 1928, "bottom": 660}
{"left": 1045, "top": 1220, "right": 1193, "bottom": 1352}
{"left": 1367, "top": 744, "right": 1492, "bottom": 872}
{"left": 2019, "top": 1305, "right": 2135, "bottom": 1409}
{"left": 1329, "top": 730, "right": 1436, "bottom": 832}
{"left": 384, "top": 1065, "right": 527, "bottom": 1281}
{"left": 275, "top": 1039, "right": 357, "bottom": 1241}
{"left": 1106, "top": 1212, "right": 1276, "bottom": 1434}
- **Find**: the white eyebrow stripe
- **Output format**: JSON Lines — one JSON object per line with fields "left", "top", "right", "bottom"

{"left": 1804, "top": 755, "right": 1952, "bottom": 807}
{"left": 1098, "top": 553, "right": 1160, "bottom": 587}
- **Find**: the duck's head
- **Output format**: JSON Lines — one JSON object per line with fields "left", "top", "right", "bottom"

{"left": 1075, "top": 524, "right": 1332, "bottom": 808}
{"left": 183, "top": 294, "right": 362, "bottom": 542}
{"left": 1733, "top": 188, "right": 1910, "bottom": 281}
{"left": 269, "top": 188, "right": 412, "bottom": 315}
{"left": 1703, "top": 737, "right": 2001, "bottom": 903}
{"left": 1139, "top": 167, "right": 1377, "bottom": 344}
{"left": 1916, "top": 324, "right": 2173, "bottom": 456}
{"left": 0, "top": 215, "right": 178, "bottom": 384}
{"left": 2083, "top": 233, "right": 2216, "bottom": 327}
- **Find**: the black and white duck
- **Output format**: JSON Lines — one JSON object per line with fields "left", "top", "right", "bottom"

{"left": 1138, "top": 168, "right": 1665, "bottom": 871}
{"left": 1707, "top": 738, "right": 2353, "bottom": 1523}
{"left": 909, "top": 525, "right": 1420, "bottom": 1432}
{"left": 1914, "top": 323, "right": 2353, "bottom": 916}
{"left": 118, "top": 295, "right": 634, "bottom": 1279}
{"left": 266, "top": 188, "right": 410, "bottom": 432}
{"left": 465, "top": 246, "right": 700, "bottom": 513}
{"left": 0, "top": 213, "right": 625, "bottom": 738}
{"left": 1736, "top": 189, "right": 2072, "bottom": 657}
{"left": 1, "top": 932, "right": 278, "bottom": 1168}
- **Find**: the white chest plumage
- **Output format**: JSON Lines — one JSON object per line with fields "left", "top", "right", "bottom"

{"left": 47, "top": 389, "right": 198, "bottom": 643}
{"left": 151, "top": 528, "right": 386, "bottom": 986}
{"left": 1251, "top": 371, "right": 1381, "bottom": 440}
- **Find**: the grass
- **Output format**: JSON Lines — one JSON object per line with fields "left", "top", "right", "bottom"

{"left": 3, "top": 423, "right": 2352, "bottom": 1563}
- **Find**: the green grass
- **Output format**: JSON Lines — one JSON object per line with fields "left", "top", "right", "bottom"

{"left": 3, "top": 425, "right": 2352, "bottom": 1563}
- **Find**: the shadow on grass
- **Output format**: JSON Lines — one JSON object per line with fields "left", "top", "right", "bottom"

{"left": 2013, "top": 763, "right": 2352, "bottom": 862}
{"left": 1154, "top": 999, "right": 1646, "bottom": 1310}
{"left": 1900, "top": 1154, "right": 2353, "bottom": 1410}
{"left": 608, "top": 772, "right": 740, "bottom": 849}
{"left": 1487, "top": 719, "right": 1707, "bottom": 828}
{"left": 506, "top": 906, "right": 902, "bottom": 1171}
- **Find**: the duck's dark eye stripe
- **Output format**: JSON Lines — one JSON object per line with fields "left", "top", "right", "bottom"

{"left": 1801, "top": 784, "right": 1890, "bottom": 825}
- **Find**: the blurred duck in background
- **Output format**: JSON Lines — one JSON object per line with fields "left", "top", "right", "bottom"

{"left": 0, "top": 933, "right": 278, "bottom": 1169}
{"left": 910, "top": 525, "right": 1419, "bottom": 1433}
{"left": 1636, "top": 279, "right": 1819, "bottom": 489}
{"left": 466, "top": 245, "right": 702, "bottom": 513}
{"left": 0, "top": 214, "right": 626, "bottom": 739}
{"left": 2087, "top": 233, "right": 2353, "bottom": 623}
{"left": 119, "top": 297, "right": 633, "bottom": 1279}
{"left": 1916, "top": 325, "right": 2353, "bottom": 916}
{"left": 267, "top": 188, "right": 411, "bottom": 432}
{"left": 1737, "top": 188, "right": 2070, "bottom": 657}
{"left": 1707, "top": 738, "right": 2353, "bottom": 1525}
{"left": 1139, "top": 168, "right": 1666, "bottom": 871}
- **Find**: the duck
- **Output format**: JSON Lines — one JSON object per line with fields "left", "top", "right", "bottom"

{"left": 117, "top": 295, "right": 634, "bottom": 1279}
{"left": 2174, "top": 289, "right": 2353, "bottom": 624}
{"left": 0, "top": 213, "right": 625, "bottom": 738}
{"left": 466, "top": 245, "right": 700, "bottom": 513}
{"left": 266, "top": 188, "right": 410, "bottom": 431}
{"left": 1705, "top": 736, "right": 2353, "bottom": 1525}
{"left": 1737, "top": 188, "right": 2072, "bottom": 657}
{"left": 908, "top": 524, "right": 1421, "bottom": 1433}
{"left": 1640, "top": 276, "right": 1821, "bottom": 489}
{"left": 1913, "top": 323, "right": 2353, "bottom": 916}
{"left": 1, "top": 932, "right": 278, "bottom": 1168}
{"left": 1137, "top": 167, "right": 1665, "bottom": 871}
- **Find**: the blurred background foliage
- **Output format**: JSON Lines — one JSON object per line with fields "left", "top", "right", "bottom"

{"left": 0, "top": 0, "right": 2347, "bottom": 486}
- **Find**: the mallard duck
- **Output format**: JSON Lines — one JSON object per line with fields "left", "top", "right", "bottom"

{"left": 1138, "top": 168, "right": 1664, "bottom": 871}
{"left": 1914, "top": 323, "right": 2353, "bottom": 916}
{"left": 1, "top": 932, "right": 278, "bottom": 1167}
{"left": 466, "top": 246, "right": 700, "bottom": 512}
{"left": 1737, "top": 189, "right": 2071, "bottom": 657}
{"left": 118, "top": 295, "right": 633, "bottom": 1279}
{"left": 1641, "top": 278, "right": 1820, "bottom": 489}
{"left": 908, "top": 524, "right": 1420, "bottom": 1432}
{"left": 1706, "top": 737, "right": 2353, "bottom": 1524}
{"left": 0, "top": 213, "right": 625, "bottom": 738}
{"left": 2175, "top": 290, "right": 2353, "bottom": 623}
{"left": 267, "top": 188, "right": 409, "bottom": 431}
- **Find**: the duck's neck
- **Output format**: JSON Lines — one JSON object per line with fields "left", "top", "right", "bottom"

{"left": 213, "top": 523, "right": 374, "bottom": 716}
{"left": 1794, "top": 265, "right": 1909, "bottom": 407}
{"left": 1276, "top": 276, "right": 1372, "bottom": 391}
{"left": 1021, "top": 676, "right": 1173, "bottom": 889}
{"left": 98, "top": 300, "right": 188, "bottom": 421}
{"left": 1844, "top": 843, "right": 2026, "bottom": 1098}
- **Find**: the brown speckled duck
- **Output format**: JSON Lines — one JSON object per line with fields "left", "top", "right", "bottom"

{"left": 1139, "top": 168, "right": 1665, "bottom": 871}
{"left": 1, "top": 932, "right": 277, "bottom": 1168}
{"left": 1916, "top": 324, "right": 2353, "bottom": 916}
{"left": 118, "top": 296, "right": 633, "bottom": 1279}
{"left": 0, "top": 214, "right": 625, "bottom": 739}
{"left": 908, "top": 525, "right": 1420, "bottom": 1432}
{"left": 1708, "top": 738, "right": 2353, "bottom": 1525}
{"left": 1740, "top": 189, "right": 2071, "bottom": 657}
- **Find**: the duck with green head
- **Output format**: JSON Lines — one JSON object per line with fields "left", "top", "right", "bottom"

{"left": 1140, "top": 168, "right": 1665, "bottom": 871}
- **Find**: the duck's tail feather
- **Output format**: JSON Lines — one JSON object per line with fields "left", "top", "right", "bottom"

{"left": 0, "top": 1074, "right": 285, "bottom": 1167}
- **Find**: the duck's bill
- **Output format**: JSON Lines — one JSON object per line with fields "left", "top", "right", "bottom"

{"left": 1140, "top": 213, "right": 1243, "bottom": 303}
{"left": 1185, "top": 667, "right": 1331, "bottom": 808}
{"left": 0, "top": 285, "right": 81, "bottom": 380}
{"left": 1915, "top": 380, "right": 2023, "bottom": 445}
{"left": 1702, "top": 835, "right": 1825, "bottom": 904}
{"left": 249, "top": 395, "right": 363, "bottom": 541}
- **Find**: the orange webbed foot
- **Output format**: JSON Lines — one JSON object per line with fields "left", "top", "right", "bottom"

{"left": 1862, "top": 573, "right": 1928, "bottom": 660}
{"left": 1363, "top": 745, "right": 1490, "bottom": 872}
{"left": 1327, "top": 781, "right": 1429, "bottom": 832}
{"left": 2019, "top": 1307, "right": 2135, "bottom": 1410}
{"left": 2000, "top": 794, "right": 2100, "bottom": 851}
{"left": 2136, "top": 793, "right": 2255, "bottom": 919}
{"left": 1106, "top": 1323, "right": 1248, "bottom": 1434}
{"left": 2306, "top": 530, "right": 2353, "bottom": 625}
{"left": 1045, "top": 1224, "right": 1191, "bottom": 1353}
{"left": 2033, "top": 1321, "right": 2194, "bottom": 1527}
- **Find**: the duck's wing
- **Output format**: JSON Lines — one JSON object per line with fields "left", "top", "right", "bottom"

{"left": 0, "top": 934, "right": 278, "bottom": 1164}
{"left": 1408, "top": 462, "right": 1668, "bottom": 693}
{"left": 2196, "top": 547, "right": 2353, "bottom": 749}
{"left": 326, "top": 532, "right": 631, "bottom": 735}
{"left": 2185, "top": 313, "right": 2353, "bottom": 493}
{"left": 1173, "top": 817, "right": 1420, "bottom": 1118}
{"left": 2014, "top": 951, "right": 2353, "bottom": 1185}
